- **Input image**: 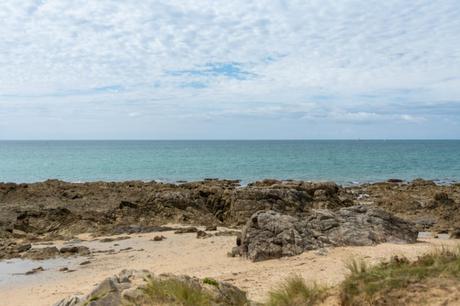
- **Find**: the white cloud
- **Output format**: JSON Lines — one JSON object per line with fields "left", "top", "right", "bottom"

{"left": 0, "top": 0, "right": 459, "bottom": 138}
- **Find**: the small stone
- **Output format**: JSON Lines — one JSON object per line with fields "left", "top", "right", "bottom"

{"left": 174, "top": 227, "right": 198, "bottom": 234}
{"left": 196, "top": 230, "right": 211, "bottom": 239}
{"left": 152, "top": 235, "right": 166, "bottom": 241}
{"left": 25, "top": 266, "right": 44, "bottom": 275}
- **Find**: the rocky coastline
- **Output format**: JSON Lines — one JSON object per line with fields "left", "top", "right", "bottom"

{"left": 1, "top": 178, "right": 460, "bottom": 305}
{"left": 1, "top": 178, "right": 459, "bottom": 242}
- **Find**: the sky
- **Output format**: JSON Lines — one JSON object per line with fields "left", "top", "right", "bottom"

{"left": 0, "top": 0, "right": 459, "bottom": 139}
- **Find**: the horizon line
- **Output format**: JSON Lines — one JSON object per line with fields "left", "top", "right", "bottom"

{"left": 0, "top": 139, "right": 459, "bottom": 141}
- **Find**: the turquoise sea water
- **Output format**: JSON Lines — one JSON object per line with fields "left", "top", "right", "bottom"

{"left": 0, "top": 140, "right": 459, "bottom": 184}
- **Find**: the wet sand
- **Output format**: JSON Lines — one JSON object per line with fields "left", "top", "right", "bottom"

{"left": 0, "top": 227, "right": 458, "bottom": 306}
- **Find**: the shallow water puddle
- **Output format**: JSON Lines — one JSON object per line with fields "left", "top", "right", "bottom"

{"left": 418, "top": 232, "right": 450, "bottom": 240}
{"left": 0, "top": 257, "right": 74, "bottom": 285}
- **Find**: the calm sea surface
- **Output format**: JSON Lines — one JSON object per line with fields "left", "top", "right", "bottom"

{"left": 0, "top": 140, "right": 459, "bottom": 184}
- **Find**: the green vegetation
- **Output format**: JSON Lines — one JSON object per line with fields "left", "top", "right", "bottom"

{"left": 341, "top": 246, "right": 460, "bottom": 305}
{"left": 202, "top": 277, "right": 219, "bottom": 287}
{"left": 266, "top": 274, "right": 328, "bottom": 306}
{"left": 142, "top": 277, "right": 212, "bottom": 306}
{"left": 130, "top": 247, "right": 460, "bottom": 305}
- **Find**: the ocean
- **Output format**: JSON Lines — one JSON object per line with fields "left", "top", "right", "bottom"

{"left": 0, "top": 140, "right": 459, "bottom": 184}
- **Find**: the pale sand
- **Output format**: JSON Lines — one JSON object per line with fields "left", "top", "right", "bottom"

{"left": 0, "top": 227, "right": 458, "bottom": 306}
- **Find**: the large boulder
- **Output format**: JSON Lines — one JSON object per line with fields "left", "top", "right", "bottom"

{"left": 232, "top": 205, "right": 418, "bottom": 261}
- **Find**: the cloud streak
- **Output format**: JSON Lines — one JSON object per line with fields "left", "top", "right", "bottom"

{"left": 0, "top": 0, "right": 459, "bottom": 139}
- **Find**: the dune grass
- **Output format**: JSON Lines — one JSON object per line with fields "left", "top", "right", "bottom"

{"left": 142, "top": 277, "right": 212, "bottom": 306}
{"left": 136, "top": 246, "right": 460, "bottom": 305}
{"left": 340, "top": 246, "right": 460, "bottom": 305}
{"left": 202, "top": 277, "right": 219, "bottom": 287}
{"left": 266, "top": 274, "right": 328, "bottom": 306}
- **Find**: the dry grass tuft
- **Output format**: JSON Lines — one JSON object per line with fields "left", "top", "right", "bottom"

{"left": 266, "top": 274, "right": 328, "bottom": 306}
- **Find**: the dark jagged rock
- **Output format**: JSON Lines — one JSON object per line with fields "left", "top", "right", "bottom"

{"left": 17, "top": 243, "right": 32, "bottom": 253}
{"left": 232, "top": 205, "right": 418, "bottom": 261}
{"left": 152, "top": 235, "right": 166, "bottom": 241}
{"left": 174, "top": 227, "right": 198, "bottom": 234}
{"left": 196, "top": 230, "right": 212, "bottom": 239}
{"left": 25, "top": 266, "right": 44, "bottom": 275}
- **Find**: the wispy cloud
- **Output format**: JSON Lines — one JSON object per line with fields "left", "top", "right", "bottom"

{"left": 0, "top": 0, "right": 459, "bottom": 139}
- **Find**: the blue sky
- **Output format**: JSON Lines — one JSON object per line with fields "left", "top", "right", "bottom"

{"left": 0, "top": 0, "right": 459, "bottom": 139}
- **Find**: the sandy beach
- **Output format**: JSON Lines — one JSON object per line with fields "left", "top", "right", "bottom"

{"left": 1, "top": 227, "right": 457, "bottom": 306}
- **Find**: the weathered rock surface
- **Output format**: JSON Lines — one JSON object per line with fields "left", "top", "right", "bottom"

{"left": 0, "top": 239, "right": 32, "bottom": 260}
{"left": 0, "top": 179, "right": 348, "bottom": 242}
{"left": 349, "top": 179, "right": 460, "bottom": 232}
{"left": 232, "top": 205, "right": 418, "bottom": 261}
{"left": 53, "top": 269, "right": 249, "bottom": 306}
{"left": 224, "top": 180, "right": 351, "bottom": 225}
{"left": 1, "top": 178, "right": 458, "bottom": 260}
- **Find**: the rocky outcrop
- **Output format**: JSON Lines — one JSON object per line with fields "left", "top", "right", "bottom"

{"left": 0, "top": 179, "right": 349, "bottom": 240}
{"left": 2, "top": 178, "right": 458, "bottom": 249}
{"left": 232, "top": 205, "right": 418, "bottom": 261}
{"left": 223, "top": 180, "right": 351, "bottom": 225}
{"left": 53, "top": 269, "right": 249, "bottom": 306}
{"left": 351, "top": 179, "right": 460, "bottom": 232}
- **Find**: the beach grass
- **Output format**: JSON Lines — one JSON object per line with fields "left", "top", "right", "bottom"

{"left": 340, "top": 245, "right": 460, "bottom": 305}
{"left": 142, "top": 277, "right": 212, "bottom": 306}
{"left": 266, "top": 274, "right": 329, "bottom": 306}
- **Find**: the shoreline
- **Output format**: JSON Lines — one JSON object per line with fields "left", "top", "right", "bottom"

{"left": 1, "top": 229, "right": 458, "bottom": 306}
{"left": 1, "top": 177, "right": 459, "bottom": 187}
{"left": 1, "top": 177, "right": 460, "bottom": 305}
